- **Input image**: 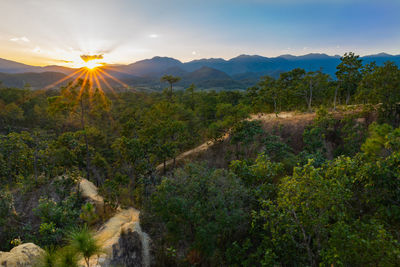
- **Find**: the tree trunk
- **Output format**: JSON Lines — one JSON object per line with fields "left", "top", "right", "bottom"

{"left": 308, "top": 80, "right": 313, "bottom": 112}
{"left": 80, "top": 98, "right": 90, "bottom": 180}
{"left": 333, "top": 86, "right": 338, "bottom": 110}
{"left": 163, "top": 159, "right": 166, "bottom": 174}
{"left": 169, "top": 83, "right": 173, "bottom": 102}
{"left": 33, "top": 149, "right": 38, "bottom": 185}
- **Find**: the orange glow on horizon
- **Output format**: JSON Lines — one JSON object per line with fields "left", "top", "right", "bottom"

{"left": 37, "top": 60, "right": 133, "bottom": 106}
{"left": 84, "top": 60, "right": 102, "bottom": 70}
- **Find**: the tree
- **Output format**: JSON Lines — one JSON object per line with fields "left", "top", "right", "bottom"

{"left": 358, "top": 61, "right": 400, "bottom": 123}
{"left": 36, "top": 247, "right": 57, "bottom": 267}
{"left": 259, "top": 76, "right": 280, "bottom": 115}
{"left": 356, "top": 61, "right": 378, "bottom": 104}
{"left": 143, "top": 163, "right": 250, "bottom": 265}
{"left": 0, "top": 131, "right": 34, "bottom": 184}
{"left": 57, "top": 246, "right": 79, "bottom": 267}
{"left": 230, "top": 120, "right": 264, "bottom": 159}
{"left": 278, "top": 68, "right": 306, "bottom": 110}
{"left": 335, "top": 52, "right": 363, "bottom": 106}
{"left": 48, "top": 79, "right": 110, "bottom": 180}
{"left": 299, "top": 71, "right": 330, "bottom": 112}
{"left": 68, "top": 226, "right": 102, "bottom": 267}
{"left": 185, "top": 83, "right": 196, "bottom": 110}
{"left": 161, "top": 75, "right": 181, "bottom": 101}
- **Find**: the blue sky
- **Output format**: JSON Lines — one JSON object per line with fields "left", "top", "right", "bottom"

{"left": 0, "top": 0, "right": 399, "bottom": 66}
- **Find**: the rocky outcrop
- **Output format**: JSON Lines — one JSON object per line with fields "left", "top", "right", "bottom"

{"left": 110, "top": 229, "right": 143, "bottom": 266}
{"left": 79, "top": 178, "right": 111, "bottom": 220}
{"left": 79, "top": 179, "right": 151, "bottom": 267}
{"left": 88, "top": 208, "right": 151, "bottom": 267}
{"left": 0, "top": 243, "right": 44, "bottom": 267}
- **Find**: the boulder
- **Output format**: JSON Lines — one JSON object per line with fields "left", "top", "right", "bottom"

{"left": 80, "top": 208, "right": 151, "bottom": 267}
{"left": 78, "top": 180, "right": 152, "bottom": 267}
{"left": 0, "top": 243, "right": 44, "bottom": 267}
{"left": 110, "top": 229, "right": 143, "bottom": 266}
{"left": 79, "top": 178, "right": 113, "bottom": 220}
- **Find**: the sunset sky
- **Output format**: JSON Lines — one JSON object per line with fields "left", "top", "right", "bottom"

{"left": 1, "top": 0, "right": 399, "bottom": 67}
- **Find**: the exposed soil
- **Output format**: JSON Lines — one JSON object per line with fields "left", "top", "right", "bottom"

{"left": 156, "top": 108, "right": 375, "bottom": 172}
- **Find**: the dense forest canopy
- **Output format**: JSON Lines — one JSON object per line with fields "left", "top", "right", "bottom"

{"left": 1, "top": 53, "right": 400, "bottom": 266}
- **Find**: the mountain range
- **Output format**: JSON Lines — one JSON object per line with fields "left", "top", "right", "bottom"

{"left": 0, "top": 53, "right": 399, "bottom": 90}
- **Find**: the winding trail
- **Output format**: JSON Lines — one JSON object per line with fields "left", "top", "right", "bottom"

{"left": 155, "top": 112, "right": 295, "bottom": 172}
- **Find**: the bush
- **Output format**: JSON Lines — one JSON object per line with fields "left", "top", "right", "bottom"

{"left": 143, "top": 163, "right": 250, "bottom": 265}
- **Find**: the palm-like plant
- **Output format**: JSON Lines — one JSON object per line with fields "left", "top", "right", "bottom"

{"left": 68, "top": 226, "right": 102, "bottom": 267}
{"left": 57, "top": 246, "right": 79, "bottom": 267}
{"left": 35, "top": 246, "right": 57, "bottom": 267}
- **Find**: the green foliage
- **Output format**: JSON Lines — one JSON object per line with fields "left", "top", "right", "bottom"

{"left": 232, "top": 152, "right": 400, "bottom": 266}
{"left": 230, "top": 120, "right": 264, "bottom": 159}
{"left": 336, "top": 52, "right": 363, "bottom": 105}
{"left": 144, "top": 163, "right": 250, "bottom": 264}
{"left": 67, "top": 226, "right": 102, "bottom": 267}
{"left": 0, "top": 189, "right": 14, "bottom": 226}
{"left": 161, "top": 75, "right": 181, "bottom": 101}
{"left": 357, "top": 61, "right": 400, "bottom": 123}
{"left": 36, "top": 246, "right": 57, "bottom": 267}
{"left": 2, "top": 52, "right": 400, "bottom": 266}
{"left": 298, "top": 107, "right": 336, "bottom": 166}
{"left": 57, "top": 246, "right": 79, "bottom": 267}
{"left": 361, "top": 122, "right": 395, "bottom": 157}
{"left": 80, "top": 203, "right": 99, "bottom": 226}
{"left": 334, "top": 114, "right": 368, "bottom": 156}
{"left": 229, "top": 153, "right": 283, "bottom": 191}
{"left": 34, "top": 193, "right": 82, "bottom": 247}
{"left": 263, "top": 134, "right": 296, "bottom": 171}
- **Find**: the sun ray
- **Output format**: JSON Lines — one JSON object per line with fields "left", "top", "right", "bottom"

{"left": 101, "top": 65, "right": 135, "bottom": 76}
{"left": 92, "top": 71, "right": 108, "bottom": 103}
{"left": 43, "top": 68, "right": 85, "bottom": 90}
{"left": 78, "top": 70, "right": 90, "bottom": 99}
{"left": 16, "top": 68, "right": 87, "bottom": 106}
{"left": 91, "top": 69, "right": 117, "bottom": 126}
{"left": 94, "top": 69, "right": 119, "bottom": 98}
{"left": 96, "top": 68, "right": 133, "bottom": 90}
{"left": 64, "top": 69, "right": 87, "bottom": 92}
{"left": 92, "top": 70, "right": 102, "bottom": 92}
{"left": 89, "top": 71, "right": 94, "bottom": 102}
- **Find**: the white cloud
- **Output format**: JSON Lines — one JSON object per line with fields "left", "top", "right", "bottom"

{"left": 10, "top": 36, "right": 30, "bottom": 43}
{"left": 149, "top": 34, "right": 159, "bottom": 38}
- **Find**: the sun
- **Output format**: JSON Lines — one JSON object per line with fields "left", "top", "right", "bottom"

{"left": 43, "top": 52, "right": 132, "bottom": 96}
{"left": 84, "top": 60, "right": 101, "bottom": 70}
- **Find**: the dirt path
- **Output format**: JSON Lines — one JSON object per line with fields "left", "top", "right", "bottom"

{"left": 156, "top": 111, "right": 295, "bottom": 172}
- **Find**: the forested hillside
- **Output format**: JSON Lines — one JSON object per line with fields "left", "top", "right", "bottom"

{"left": 1, "top": 53, "right": 400, "bottom": 266}
{"left": 1, "top": 52, "right": 399, "bottom": 91}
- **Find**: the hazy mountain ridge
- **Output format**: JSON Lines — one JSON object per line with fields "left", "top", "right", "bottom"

{"left": 0, "top": 72, "right": 69, "bottom": 89}
{"left": 1, "top": 53, "right": 399, "bottom": 90}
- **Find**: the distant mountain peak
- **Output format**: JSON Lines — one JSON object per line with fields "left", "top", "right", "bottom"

{"left": 231, "top": 54, "right": 266, "bottom": 61}
{"left": 150, "top": 56, "right": 182, "bottom": 63}
{"left": 186, "top": 66, "right": 231, "bottom": 79}
{"left": 365, "top": 52, "right": 393, "bottom": 58}
{"left": 300, "top": 53, "right": 331, "bottom": 59}
{"left": 189, "top": 58, "right": 226, "bottom": 63}
{"left": 277, "top": 54, "right": 296, "bottom": 59}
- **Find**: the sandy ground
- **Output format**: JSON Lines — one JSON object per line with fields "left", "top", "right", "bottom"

{"left": 156, "top": 111, "right": 298, "bottom": 172}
